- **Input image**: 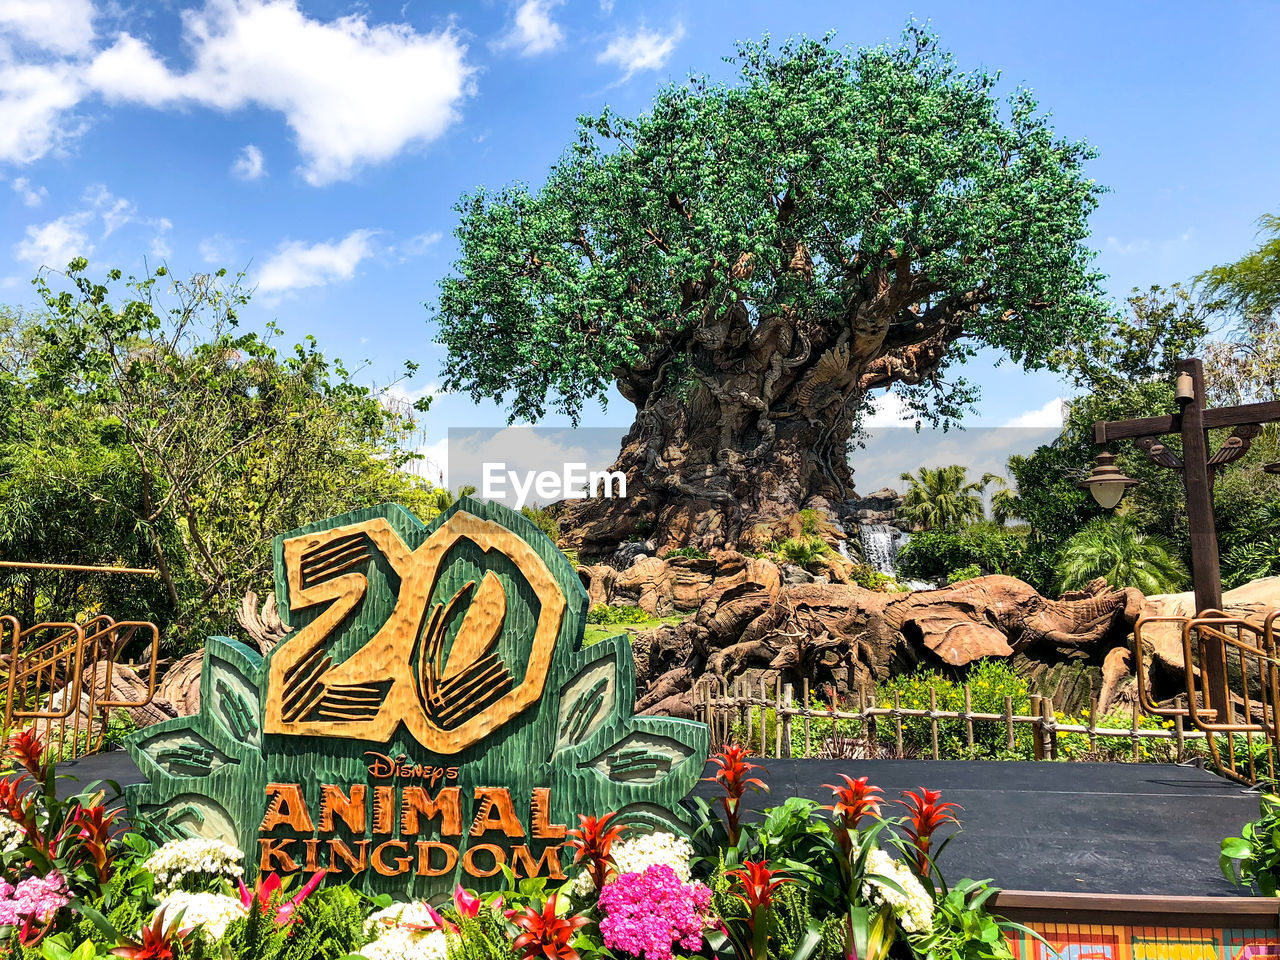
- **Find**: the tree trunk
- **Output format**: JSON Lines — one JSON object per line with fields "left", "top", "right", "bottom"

{"left": 558, "top": 300, "right": 949, "bottom": 557}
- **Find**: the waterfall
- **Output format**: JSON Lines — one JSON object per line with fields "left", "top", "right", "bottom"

{"left": 858, "top": 522, "right": 910, "bottom": 577}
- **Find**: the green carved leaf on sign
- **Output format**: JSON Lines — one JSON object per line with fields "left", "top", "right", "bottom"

{"left": 125, "top": 498, "right": 709, "bottom": 898}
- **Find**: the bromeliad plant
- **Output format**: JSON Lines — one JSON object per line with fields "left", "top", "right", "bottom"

{"left": 705, "top": 746, "right": 769, "bottom": 847}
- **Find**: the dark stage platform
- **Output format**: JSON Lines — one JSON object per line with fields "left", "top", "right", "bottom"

{"left": 65, "top": 752, "right": 1259, "bottom": 898}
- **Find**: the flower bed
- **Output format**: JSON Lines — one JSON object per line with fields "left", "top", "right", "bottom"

{"left": 2, "top": 735, "right": 1029, "bottom": 960}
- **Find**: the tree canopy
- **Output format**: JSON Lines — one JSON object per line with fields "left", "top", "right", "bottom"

{"left": 1, "top": 262, "right": 439, "bottom": 649}
{"left": 433, "top": 27, "right": 1109, "bottom": 552}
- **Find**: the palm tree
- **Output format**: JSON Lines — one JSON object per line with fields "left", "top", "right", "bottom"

{"left": 1054, "top": 516, "right": 1188, "bottom": 594}
{"left": 897, "top": 465, "right": 991, "bottom": 531}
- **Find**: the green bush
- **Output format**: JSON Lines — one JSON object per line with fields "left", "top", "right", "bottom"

{"left": 663, "top": 545, "right": 710, "bottom": 560}
{"left": 849, "top": 563, "right": 894, "bottom": 591}
{"left": 773, "top": 535, "right": 830, "bottom": 569}
{"left": 1054, "top": 706, "right": 1178, "bottom": 762}
{"left": 586, "top": 603, "right": 651, "bottom": 625}
{"left": 897, "top": 522, "right": 1028, "bottom": 584}
{"left": 520, "top": 504, "right": 560, "bottom": 543}
{"left": 946, "top": 563, "right": 982, "bottom": 584}
{"left": 877, "top": 660, "right": 1034, "bottom": 758}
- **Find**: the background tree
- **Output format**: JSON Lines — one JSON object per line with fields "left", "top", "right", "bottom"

{"left": 897, "top": 465, "right": 993, "bottom": 531}
{"left": 1055, "top": 516, "right": 1187, "bottom": 594}
{"left": 1, "top": 262, "right": 439, "bottom": 651}
{"left": 433, "top": 27, "right": 1108, "bottom": 556}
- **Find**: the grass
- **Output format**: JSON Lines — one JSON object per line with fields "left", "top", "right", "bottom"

{"left": 583, "top": 610, "right": 690, "bottom": 646}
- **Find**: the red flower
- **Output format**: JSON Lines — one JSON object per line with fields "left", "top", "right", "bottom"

{"left": 453, "top": 883, "right": 500, "bottom": 920}
{"left": 7, "top": 729, "right": 49, "bottom": 784}
{"left": 566, "top": 811, "right": 626, "bottom": 890}
{"left": 508, "top": 894, "right": 589, "bottom": 960}
{"left": 109, "top": 909, "right": 195, "bottom": 959}
{"left": 237, "top": 870, "right": 326, "bottom": 926}
{"left": 704, "top": 746, "right": 768, "bottom": 845}
{"left": 898, "top": 788, "right": 961, "bottom": 875}
{"left": 727, "top": 860, "right": 790, "bottom": 912}
{"left": 823, "top": 775, "right": 882, "bottom": 829}
{"left": 67, "top": 803, "right": 121, "bottom": 882}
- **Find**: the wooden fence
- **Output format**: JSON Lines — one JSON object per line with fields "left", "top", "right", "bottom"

{"left": 692, "top": 676, "right": 1209, "bottom": 762}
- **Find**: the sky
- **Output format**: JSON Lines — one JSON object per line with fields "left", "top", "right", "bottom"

{"left": 2, "top": 0, "right": 1278, "bottom": 494}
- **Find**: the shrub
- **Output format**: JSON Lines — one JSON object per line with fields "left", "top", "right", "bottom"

{"left": 946, "top": 564, "right": 982, "bottom": 584}
{"left": 849, "top": 564, "right": 894, "bottom": 591}
{"left": 586, "top": 604, "right": 651, "bottom": 626}
{"left": 897, "top": 522, "right": 1028, "bottom": 584}
{"left": 664, "top": 546, "right": 710, "bottom": 560}
{"left": 1054, "top": 707, "right": 1178, "bottom": 762}
{"left": 877, "top": 660, "right": 1034, "bottom": 758}
{"left": 773, "top": 535, "right": 829, "bottom": 569}
{"left": 1054, "top": 515, "right": 1188, "bottom": 593}
{"left": 521, "top": 505, "right": 560, "bottom": 543}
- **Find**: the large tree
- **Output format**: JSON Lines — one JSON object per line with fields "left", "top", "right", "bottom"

{"left": 434, "top": 28, "right": 1108, "bottom": 556}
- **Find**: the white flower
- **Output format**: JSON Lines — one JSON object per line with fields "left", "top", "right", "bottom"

{"left": 570, "top": 829, "right": 693, "bottom": 897}
{"left": 0, "top": 817, "right": 23, "bottom": 854}
{"left": 154, "top": 891, "right": 246, "bottom": 941}
{"left": 360, "top": 926, "right": 449, "bottom": 960}
{"left": 859, "top": 847, "right": 934, "bottom": 935}
{"left": 364, "top": 900, "right": 444, "bottom": 935}
{"left": 142, "top": 837, "right": 244, "bottom": 893}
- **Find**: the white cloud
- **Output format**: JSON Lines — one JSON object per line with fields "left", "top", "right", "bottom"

{"left": 596, "top": 22, "right": 683, "bottom": 81}
{"left": 0, "top": 57, "right": 85, "bottom": 164}
{"left": 88, "top": 0, "right": 475, "bottom": 185}
{"left": 1000, "top": 397, "right": 1066, "bottom": 429}
{"left": 9, "top": 176, "right": 47, "bottom": 206}
{"left": 255, "top": 228, "right": 378, "bottom": 294}
{"left": 863, "top": 390, "right": 914, "bottom": 428}
{"left": 231, "top": 142, "right": 265, "bottom": 180}
{"left": 84, "top": 183, "right": 135, "bottom": 235}
{"left": 198, "top": 233, "right": 238, "bottom": 264}
{"left": 0, "top": 0, "right": 96, "bottom": 56}
{"left": 149, "top": 217, "right": 173, "bottom": 259}
{"left": 14, "top": 185, "right": 169, "bottom": 269}
{"left": 392, "top": 230, "right": 442, "bottom": 261}
{"left": 493, "top": 0, "right": 564, "bottom": 57}
{"left": 14, "top": 212, "right": 93, "bottom": 268}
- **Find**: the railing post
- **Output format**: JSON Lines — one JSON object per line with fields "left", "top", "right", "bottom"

{"left": 1042, "top": 696, "right": 1058, "bottom": 760}
{"left": 759, "top": 677, "right": 769, "bottom": 756}
{"left": 1030, "top": 695, "right": 1044, "bottom": 760}
{"left": 1132, "top": 698, "right": 1141, "bottom": 763}
{"left": 928, "top": 686, "right": 940, "bottom": 760}
{"left": 781, "top": 683, "right": 793, "bottom": 759}
{"left": 774, "top": 676, "right": 784, "bottom": 758}
{"left": 963, "top": 683, "right": 974, "bottom": 752}
{"left": 866, "top": 685, "right": 878, "bottom": 752}
{"left": 1004, "top": 695, "right": 1015, "bottom": 753}
{"left": 802, "top": 678, "right": 812, "bottom": 759}
{"left": 893, "top": 690, "right": 905, "bottom": 758}
{"left": 1088, "top": 695, "right": 1099, "bottom": 755}
{"left": 743, "top": 679, "right": 752, "bottom": 750}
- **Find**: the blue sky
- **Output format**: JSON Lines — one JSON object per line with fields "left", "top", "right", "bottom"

{"left": 2, "top": 0, "right": 1278, "bottom": 489}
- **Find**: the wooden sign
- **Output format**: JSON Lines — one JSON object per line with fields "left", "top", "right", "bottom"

{"left": 125, "top": 499, "right": 708, "bottom": 896}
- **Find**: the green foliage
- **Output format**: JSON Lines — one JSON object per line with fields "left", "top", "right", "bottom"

{"left": 896, "top": 523, "right": 1028, "bottom": 585}
{"left": 917, "top": 877, "right": 1018, "bottom": 960}
{"left": 1221, "top": 792, "right": 1280, "bottom": 895}
{"left": 586, "top": 603, "right": 651, "bottom": 625}
{"left": 897, "top": 467, "right": 995, "bottom": 532}
{"left": 1054, "top": 516, "right": 1188, "bottom": 594}
{"left": 435, "top": 27, "right": 1107, "bottom": 428}
{"left": 1, "top": 266, "right": 438, "bottom": 649}
{"left": 1199, "top": 214, "right": 1280, "bottom": 322}
{"left": 211, "top": 885, "right": 364, "bottom": 960}
{"left": 664, "top": 546, "right": 711, "bottom": 560}
{"left": 877, "top": 661, "right": 1034, "bottom": 758}
{"left": 848, "top": 565, "right": 894, "bottom": 591}
{"left": 521, "top": 504, "right": 561, "bottom": 544}
{"left": 1054, "top": 707, "right": 1179, "bottom": 763}
{"left": 773, "top": 537, "right": 830, "bottom": 570}
{"left": 946, "top": 565, "right": 982, "bottom": 585}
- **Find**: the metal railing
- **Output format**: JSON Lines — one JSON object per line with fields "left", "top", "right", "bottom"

{"left": 1, "top": 615, "right": 161, "bottom": 761}
{"left": 693, "top": 675, "right": 1207, "bottom": 762}
{"left": 1135, "top": 610, "right": 1280, "bottom": 784}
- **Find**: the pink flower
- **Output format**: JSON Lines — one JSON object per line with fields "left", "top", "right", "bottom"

{"left": 0, "top": 871, "right": 69, "bottom": 927}
{"left": 454, "top": 884, "right": 501, "bottom": 920}
{"left": 598, "top": 864, "right": 713, "bottom": 960}
{"left": 237, "top": 870, "right": 325, "bottom": 926}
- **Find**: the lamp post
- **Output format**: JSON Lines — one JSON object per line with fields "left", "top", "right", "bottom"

{"left": 1086, "top": 357, "right": 1280, "bottom": 720}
